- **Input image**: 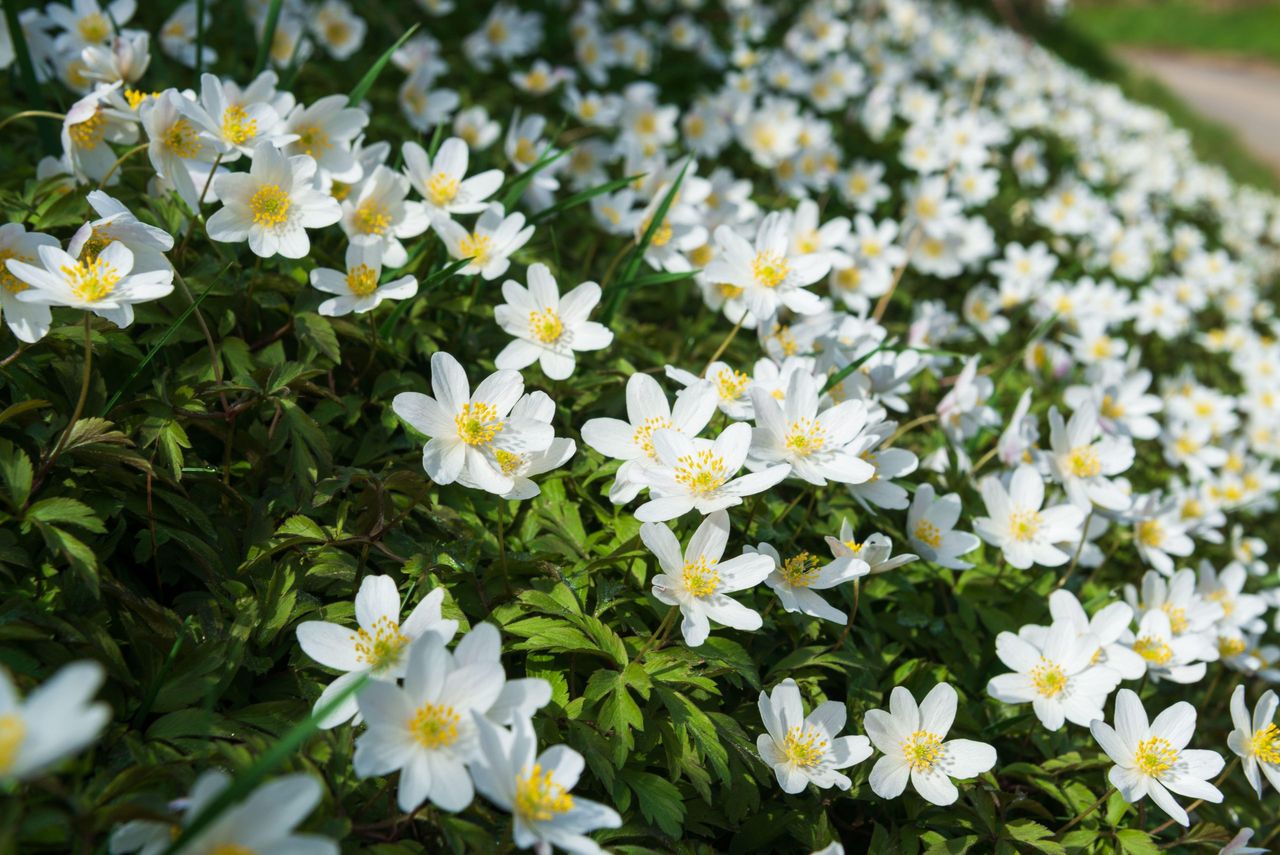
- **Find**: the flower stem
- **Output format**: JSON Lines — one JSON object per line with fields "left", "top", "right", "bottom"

{"left": 1053, "top": 786, "right": 1114, "bottom": 838}
{"left": 1149, "top": 756, "right": 1239, "bottom": 836}
{"left": 1054, "top": 509, "right": 1093, "bottom": 590}
{"left": 701, "top": 313, "right": 745, "bottom": 376}
{"left": 496, "top": 499, "right": 511, "bottom": 596}
{"left": 97, "top": 142, "right": 149, "bottom": 189}
{"left": 637, "top": 606, "right": 677, "bottom": 660}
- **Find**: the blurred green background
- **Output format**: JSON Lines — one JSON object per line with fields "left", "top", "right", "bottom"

{"left": 1056, "top": 0, "right": 1280, "bottom": 191}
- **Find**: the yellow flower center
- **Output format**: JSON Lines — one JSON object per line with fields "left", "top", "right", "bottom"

{"left": 716, "top": 282, "right": 744, "bottom": 299}
{"left": 426, "top": 171, "right": 460, "bottom": 207}
{"left": 901, "top": 730, "right": 943, "bottom": 772}
{"left": 514, "top": 763, "right": 574, "bottom": 822}
{"left": 1008, "top": 508, "right": 1043, "bottom": 543}
{"left": 210, "top": 846, "right": 255, "bottom": 855}
{"left": 351, "top": 615, "right": 408, "bottom": 670}
{"left": 681, "top": 556, "right": 720, "bottom": 598}
{"left": 1206, "top": 589, "right": 1234, "bottom": 617}
{"left": 1135, "top": 519, "right": 1164, "bottom": 547}
{"left": 68, "top": 109, "right": 107, "bottom": 149}
{"left": 914, "top": 520, "right": 941, "bottom": 549}
{"left": 1218, "top": 636, "right": 1247, "bottom": 658}
{"left": 495, "top": 449, "right": 523, "bottom": 476}
{"left": 250, "top": 184, "right": 291, "bottom": 227}
{"left": 407, "top": 702, "right": 460, "bottom": 749}
{"left": 1135, "top": 737, "right": 1178, "bottom": 777}
{"left": 221, "top": 105, "right": 258, "bottom": 146}
{"left": 514, "top": 137, "right": 538, "bottom": 166}
{"left": 346, "top": 264, "right": 379, "bottom": 297}
{"left": 714, "top": 368, "right": 750, "bottom": 401}
{"left": 673, "top": 450, "right": 728, "bottom": 496}
{"left": 458, "top": 232, "right": 491, "bottom": 266}
{"left": 1066, "top": 445, "right": 1101, "bottom": 478}
{"left": 1133, "top": 635, "right": 1172, "bottom": 665}
{"left": 355, "top": 201, "right": 391, "bottom": 236}
{"left": 1031, "top": 659, "right": 1068, "bottom": 698}
{"left": 1160, "top": 603, "right": 1188, "bottom": 634}
{"left": 784, "top": 418, "right": 825, "bottom": 457}
{"left": 783, "top": 726, "right": 827, "bottom": 767}
{"left": 454, "top": 402, "right": 502, "bottom": 446}
{"left": 62, "top": 257, "right": 122, "bottom": 302}
{"left": 780, "top": 552, "right": 822, "bottom": 588}
{"left": 0, "top": 714, "right": 25, "bottom": 773}
{"left": 163, "top": 118, "right": 201, "bottom": 158}
{"left": 752, "top": 250, "right": 789, "bottom": 289}
{"left": 295, "top": 125, "right": 330, "bottom": 157}
{"left": 1251, "top": 723, "right": 1280, "bottom": 764}
{"left": 124, "top": 89, "right": 159, "bottom": 110}
{"left": 0, "top": 250, "right": 29, "bottom": 294}
{"left": 78, "top": 12, "right": 110, "bottom": 42}
{"left": 528, "top": 309, "right": 563, "bottom": 344}
{"left": 688, "top": 243, "right": 714, "bottom": 267}
{"left": 1101, "top": 394, "right": 1125, "bottom": 419}
{"left": 842, "top": 539, "right": 863, "bottom": 553}
{"left": 632, "top": 416, "right": 672, "bottom": 459}
{"left": 644, "top": 216, "right": 673, "bottom": 248}
{"left": 324, "top": 20, "right": 350, "bottom": 44}
{"left": 330, "top": 181, "right": 352, "bottom": 202}
{"left": 486, "top": 19, "right": 509, "bottom": 45}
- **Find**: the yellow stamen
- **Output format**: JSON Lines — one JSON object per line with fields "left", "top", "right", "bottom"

{"left": 783, "top": 726, "right": 827, "bottom": 767}
{"left": 250, "top": 184, "right": 291, "bottom": 227}
{"left": 784, "top": 418, "right": 825, "bottom": 457}
{"left": 351, "top": 615, "right": 408, "bottom": 670}
{"left": 673, "top": 449, "right": 728, "bottom": 495}
{"left": 1133, "top": 635, "right": 1172, "bottom": 665}
{"left": 780, "top": 552, "right": 822, "bottom": 588}
{"left": 632, "top": 416, "right": 672, "bottom": 459}
{"left": 528, "top": 309, "right": 563, "bottom": 344}
{"left": 221, "top": 105, "right": 258, "bottom": 146}
{"left": 426, "top": 172, "right": 460, "bottom": 207}
{"left": 681, "top": 555, "right": 720, "bottom": 598}
{"left": 61, "top": 257, "right": 122, "bottom": 302}
{"left": 1251, "top": 723, "right": 1280, "bottom": 764}
{"left": 1009, "top": 509, "right": 1043, "bottom": 543}
{"left": 1031, "top": 659, "right": 1067, "bottom": 697}
{"left": 0, "top": 714, "right": 24, "bottom": 773}
{"left": 346, "top": 264, "right": 379, "bottom": 297}
{"left": 914, "top": 520, "right": 941, "bottom": 549}
{"left": 514, "top": 763, "right": 574, "bottom": 822}
{"left": 354, "top": 202, "right": 391, "bottom": 236}
{"left": 407, "top": 702, "right": 460, "bottom": 749}
{"left": 901, "top": 730, "right": 943, "bottom": 771}
{"left": 1135, "top": 737, "right": 1177, "bottom": 777}
{"left": 163, "top": 118, "right": 201, "bottom": 158}
{"left": 454, "top": 402, "right": 502, "bottom": 446}
{"left": 1065, "top": 446, "right": 1101, "bottom": 478}
{"left": 752, "top": 250, "right": 789, "bottom": 289}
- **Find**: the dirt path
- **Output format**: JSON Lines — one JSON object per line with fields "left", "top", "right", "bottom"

{"left": 1117, "top": 47, "right": 1280, "bottom": 179}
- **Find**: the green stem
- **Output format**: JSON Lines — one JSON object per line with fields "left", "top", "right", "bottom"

{"left": 1053, "top": 786, "right": 1114, "bottom": 838}
{"left": 637, "top": 607, "right": 677, "bottom": 660}
{"left": 30, "top": 316, "right": 93, "bottom": 499}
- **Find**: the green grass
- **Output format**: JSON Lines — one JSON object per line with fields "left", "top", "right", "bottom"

{"left": 1024, "top": 5, "right": 1280, "bottom": 191}
{"left": 1070, "top": 1, "right": 1280, "bottom": 64}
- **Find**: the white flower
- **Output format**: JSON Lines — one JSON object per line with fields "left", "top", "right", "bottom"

{"left": 974, "top": 465, "right": 1086, "bottom": 569}
{"left": 823, "top": 519, "right": 918, "bottom": 576}
{"left": 311, "top": 0, "right": 366, "bottom": 60}
{"left": 1220, "top": 829, "right": 1267, "bottom": 855}
{"left": 987, "top": 622, "right": 1120, "bottom": 731}
{"left": 403, "top": 137, "right": 504, "bottom": 223}
{"left": 281, "top": 94, "right": 369, "bottom": 183}
{"left": 747, "top": 370, "right": 876, "bottom": 486}
{"left": 186, "top": 72, "right": 285, "bottom": 159}
{"left": 295, "top": 575, "right": 457, "bottom": 728}
{"left": 0, "top": 223, "right": 59, "bottom": 343}
{"left": 1124, "top": 609, "right": 1208, "bottom": 685}
{"left": 494, "top": 263, "right": 613, "bottom": 380}
{"left": 354, "top": 625, "right": 515, "bottom": 812}
{"left": 109, "top": 771, "right": 336, "bottom": 855}
{"left": 471, "top": 714, "right": 622, "bottom": 855}
{"left": 907, "top": 484, "right": 981, "bottom": 570}
{"left": 864, "top": 682, "right": 997, "bottom": 806}
{"left": 756, "top": 677, "right": 872, "bottom": 793}
{"left": 632, "top": 422, "right": 789, "bottom": 522}
{"left": 8, "top": 240, "right": 173, "bottom": 328}
{"left": 704, "top": 211, "right": 831, "bottom": 323}
{"left": 399, "top": 69, "right": 460, "bottom": 132}
{"left": 1228, "top": 686, "right": 1279, "bottom": 797}
{"left": 1025, "top": 590, "right": 1144, "bottom": 681}
{"left": 71, "top": 190, "right": 174, "bottom": 274}
{"left": 436, "top": 202, "right": 534, "bottom": 280}
{"left": 309, "top": 240, "right": 416, "bottom": 317}
{"left": 140, "top": 89, "right": 218, "bottom": 209}
{"left": 751, "top": 542, "right": 867, "bottom": 624}
{"left": 391, "top": 351, "right": 553, "bottom": 494}
{"left": 0, "top": 661, "right": 109, "bottom": 782}
{"left": 457, "top": 391, "right": 575, "bottom": 501}
{"left": 339, "top": 164, "right": 429, "bottom": 268}
{"left": 846, "top": 422, "right": 919, "bottom": 511}
{"left": 1089, "top": 689, "right": 1224, "bottom": 827}
{"left": 61, "top": 83, "right": 139, "bottom": 183}
{"left": 641, "top": 509, "right": 773, "bottom": 647}
{"left": 207, "top": 141, "right": 342, "bottom": 259}
{"left": 1047, "top": 402, "right": 1135, "bottom": 512}
{"left": 580, "top": 373, "right": 718, "bottom": 504}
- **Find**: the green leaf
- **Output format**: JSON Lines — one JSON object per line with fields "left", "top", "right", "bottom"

{"left": 348, "top": 24, "right": 421, "bottom": 106}
{"left": 1115, "top": 829, "right": 1160, "bottom": 855}
{"left": 294, "top": 312, "right": 341, "bottom": 364}
{"left": 529, "top": 173, "right": 644, "bottom": 224}
{"left": 0, "top": 440, "right": 33, "bottom": 508}
{"left": 25, "top": 497, "right": 105, "bottom": 532}
{"left": 160, "top": 673, "right": 369, "bottom": 855}
{"left": 252, "top": 0, "right": 285, "bottom": 77}
{"left": 621, "top": 770, "right": 685, "bottom": 838}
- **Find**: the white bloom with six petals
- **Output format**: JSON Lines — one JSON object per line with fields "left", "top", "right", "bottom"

{"left": 756, "top": 677, "right": 872, "bottom": 793}
{"left": 494, "top": 263, "right": 613, "bottom": 380}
